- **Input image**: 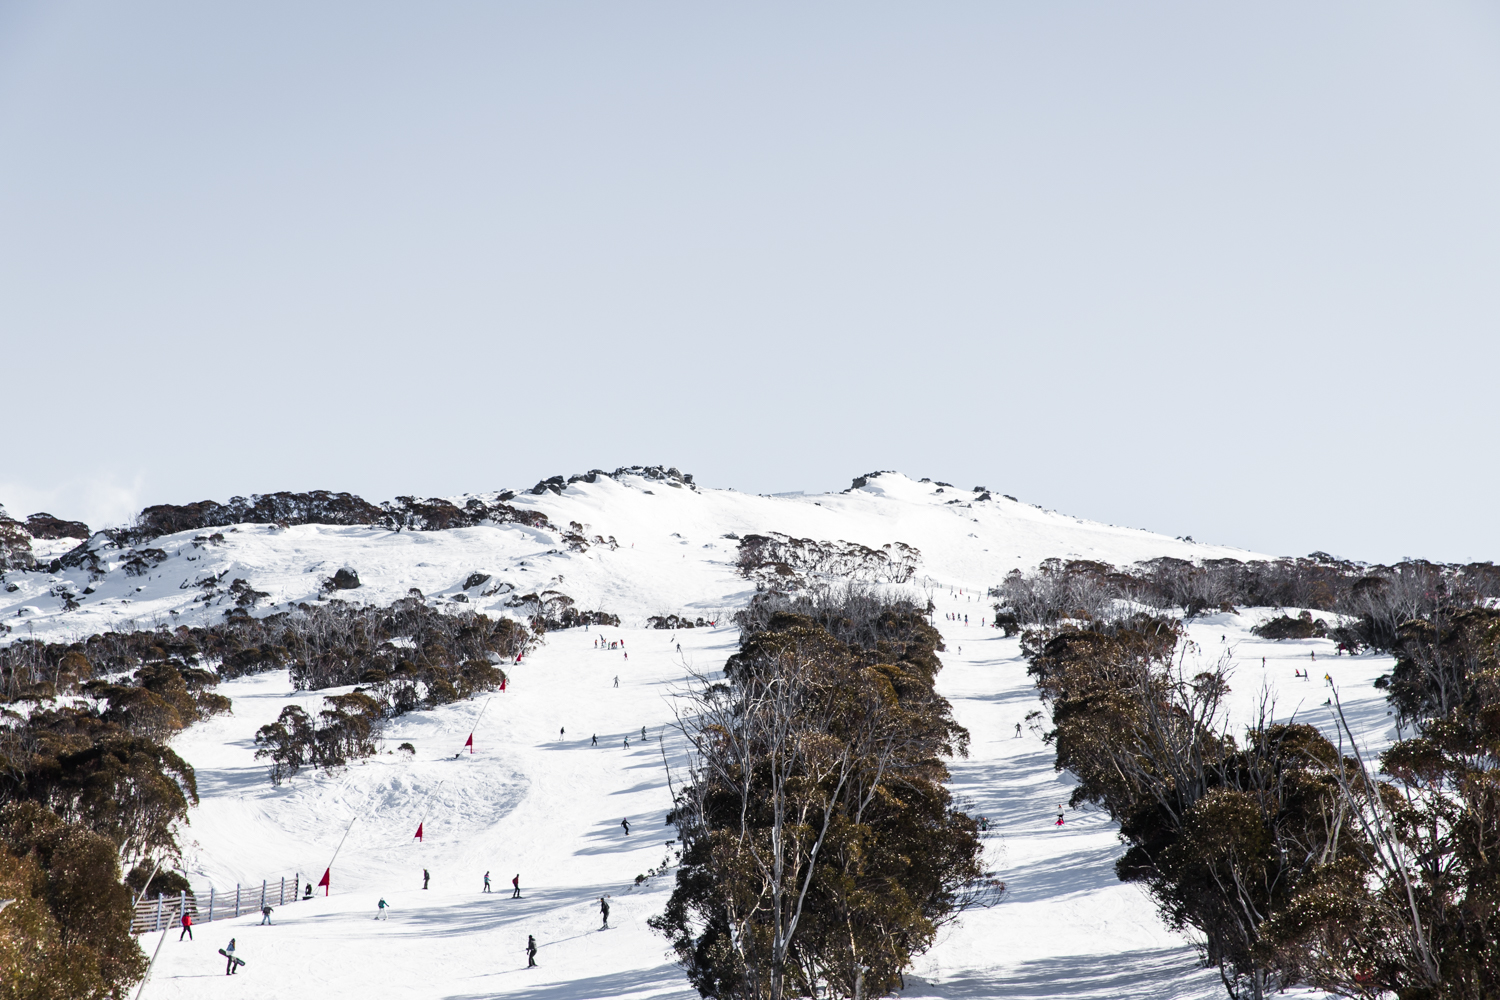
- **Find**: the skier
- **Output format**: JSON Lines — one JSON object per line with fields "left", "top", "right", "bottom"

{"left": 423, "top": 868, "right": 430, "bottom": 890}
{"left": 259, "top": 904, "right": 273, "bottom": 925}
{"left": 624, "top": 736, "right": 630, "bottom": 749}
{"left": 621, "top": 817, "right": 631, "bottom": 835}
{"left": 600, "top": 897, "right": 610, "bottom": 928}
{"left": 377, "top": 898, "right": 390, "bottom": 920}
{"left": 1014, "top": 723, "right": 1022, "bottom": 738}
{"left": 512, "top": 874, "right": 521, "bottom": 899}
{"left": 179, "top": 909, "right": 193, "bottom": 941}
{"left": 613, "top": 676, "right": 619, "bottom": 688}
{"left": 224, "top": 938, "right": 238, "bottom": 975}
{"left": 560, "top": 727, "right": 565, "bottom": 739}
{"left": 526, "top": 934, "right": 538, "bottom": 968}
{"left": 483, "top": 872, "right": 492, "bottom": 893}
{"left": 591, "top": 734, "right": 597, "bottom": 746}
{"left": 1055, "top": 812, "right": 1065, "bottom": 827}
{"left": 641, "top": 726, "right": 647, "bottom": 741}
{"left": 676, "top": 643, "right": 681, "bottom": 653}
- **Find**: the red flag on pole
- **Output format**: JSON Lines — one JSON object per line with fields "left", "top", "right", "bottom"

{"left": 465, "top": 733, "right": 473, "bottom": 753}
{"left": 414, "top": 822, "right": 423, "bottom": 842}
{"left": 500, "top": 676, "right": 506, "bottom": 691}
{"left": 318, "top": 868, "right": 330, "bottom": 895}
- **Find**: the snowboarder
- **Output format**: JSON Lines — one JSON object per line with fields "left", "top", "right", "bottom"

{"left": 591, "top": 734, "right": 597, "bottom": 746}
{"left": 259, "top": 905, "right": 273, "bottom": 925}
{"left": 600, "top": 897, "right": 610, "bottom": 928}
{"left": 621, "top": 817, "right": 631, "bottom": 835}
{"left": 560, "top": 727, "right": 565, "bottom": 739}
{"left": 179, "top": 910, "right": 193, "bottom": 941}
{"left": 526, "top": 934, "right": 538, "bottom": 968}
{"left": 1055, "top": 812, "right": 1065, "bottom": 827}
{"left": 641, "top": 726, "right": 647, "bottom": 741}
{"left": 422, "top": 869, "right": 430, "bottom": 890}
{"left": 224, "top": 938, "right": 239, "bottom": 975}
{"left": 1014, "top": 723, "right": 1022, "bottom": 738}
{"left": 624, "top": 736, "right": 630, "bottom": 748}
{"left": 377, "top": 898, "right": 390, "bottom": 920}
{"left": 483, "top": 872, "right": 491, "bottom": 893}
{"left": 613, "top": 676, "right": 619, "bottom": 688}
{"left": 512, "top": 874, "right": 521, "bottom": 899}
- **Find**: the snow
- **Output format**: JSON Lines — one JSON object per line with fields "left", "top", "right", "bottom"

{"left": 1, "top": 472, "right": 1260, "bottom": 641}
{"left": 1, "top": 472, "right": 1391, "bottom": 997}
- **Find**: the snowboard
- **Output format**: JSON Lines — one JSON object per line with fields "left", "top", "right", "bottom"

{"left": 218, "top": 949, "right": 246, "bottom": 968}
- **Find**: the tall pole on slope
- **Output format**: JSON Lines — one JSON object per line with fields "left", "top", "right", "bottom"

{"left": 319, "top": 815, "right": 358, "bottom": 896}
{"left": 415, "top": 780, "right": 447, "bottom": 844}
{"left": 465, "top": 697, "right": 491, "bottom": 754}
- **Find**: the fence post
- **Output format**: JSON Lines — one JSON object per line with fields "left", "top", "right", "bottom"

{"left": 260, "top": 880, "right": 266, "bottom": 912}
{"left": 280, "top": 877, "right": 285, "bottom": 906}
{"left": 235, "top": 884, "right": 240, "bottom": 918}
{"left": 155, "top": 892, "right": 163, "bottom": 932}
{"left": 179, "top": 889, "right": 186, "bottom": 928}
{"left": 209, "top": 886, "right": 214, "bottom": 922}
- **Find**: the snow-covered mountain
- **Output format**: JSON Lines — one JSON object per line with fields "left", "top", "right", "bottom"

{"left": 1, "top": 470, "right": 1259, "bottom": 642}
{"left": 5, "top": 470, "right": 1379, "bottom": 1000}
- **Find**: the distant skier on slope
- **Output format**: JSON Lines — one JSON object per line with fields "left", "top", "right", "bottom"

{"left": 600, "top": 897, "right": 610, "bottom": 928}
{"left": 621, "top": 817, "right": 631, "bottom": 835}
{"left": 512, "top": 874, "right": 521, "bottom": 899}
{"left": 526, "top": 934, "right": 538, "bottom": 968}
{"left": 377, "top": 898, "right": 390, "bottom": 920}
{"left": 591, "top": 734, "right": 597, "bottom": 746}
{"left": 1014, "top": 723, "right": 1022, "bottom": 738}
{"left": 224, "top": 938, "right": 239, "bottom": 975}
{"left": 423, "top": 869, "right": 430, "bottom": 890}
{"left": 483, "top": 872, "right": 491, "bottom": 893}
{"left": 179, "top": 910, "right": 193, "bottom": 941}
{"left": 259, "top": 905, "right": 273, "bottom": 925}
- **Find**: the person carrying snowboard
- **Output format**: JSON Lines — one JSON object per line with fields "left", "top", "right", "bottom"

{"left": 377, "top": 898, "right": 390, "bottom": 920}
{"left": 179, "top": 909, "right": 193, "bottom": 941}
{"left": 512, "top": 874, "right": 521, "bottom": 899}
{"left": 259, "top": 904, "right": 273, "bottom": 925}
{"left": 483, "top": 871, "right": 492, "bottom": 893}
{"left": 423, "top": 868, "right": 430, "bottom": 890}
{"left": 526, "top": 934, "right": 538, "bottom": 968}
{"left": 600, "top": 897, "right": 610, "bottom": 929}
{"left": 621, "top": 817, "right": 631, "bottom": 835}
{"left": 224, "top": 938, "right": 238, "bottom": 975}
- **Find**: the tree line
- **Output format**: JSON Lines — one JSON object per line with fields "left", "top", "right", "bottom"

{"left": 1019, "top": 600, "right": 1500, "bottom": 998}
{"left": 653, "top": 589, "right": 994, "bottom": 1000}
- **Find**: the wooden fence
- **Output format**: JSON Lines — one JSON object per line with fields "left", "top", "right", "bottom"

{"left": 131, "top": 875, "right": 304, "bottom": 935}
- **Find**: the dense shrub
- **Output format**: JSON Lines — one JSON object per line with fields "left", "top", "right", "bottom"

{"left": 736, "top": 533, "right": 921, "bottom": 590}
{"left": 994, "top": 556, "right": 1500, "bottom": 650}
{"left": 0, "top": 803, "right": 146, "bottom": 1000}
{"left": 655, "top": 590, "right": 990, "bottom": 1000}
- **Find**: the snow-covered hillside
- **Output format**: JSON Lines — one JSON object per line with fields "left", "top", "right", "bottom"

{"left": 5, "top": 470, "right": 1391, "bottom": 999}
{"left": 130, "top": 604, "right": 1390, "bottom": 1000}
{"left": 2, "top": 471, "right": 1258, "bottom": 642}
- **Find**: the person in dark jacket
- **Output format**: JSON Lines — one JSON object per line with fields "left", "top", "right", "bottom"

{"left": 600, "top": 897, "right": 610, "bottom": 928}
{"left": 422, "top": 869, "right": 430, "bottom": 890}
{"left": 526, "top": 934, "right": 538, "bottom": 967}
{"left": 621, "top": 817, "right": 630, "bottom": 835}
{"left": 224, "top": 938, "right": 238, "bottom": 975}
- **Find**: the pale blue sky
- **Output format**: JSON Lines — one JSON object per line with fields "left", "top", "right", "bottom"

{"left": 2, "top": 3, "right": 1498, "bottom": 563}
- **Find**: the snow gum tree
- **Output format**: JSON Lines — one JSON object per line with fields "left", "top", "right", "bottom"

{"left": 653, "top": 591, "right": 988, "bottom": 1000}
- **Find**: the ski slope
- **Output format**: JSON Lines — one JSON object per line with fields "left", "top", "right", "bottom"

{"left": 135, "top": 604, "right": 1392, "bottom": 1000}
{"left": 2, "top": 470, "right": 1393, "bottom": 998}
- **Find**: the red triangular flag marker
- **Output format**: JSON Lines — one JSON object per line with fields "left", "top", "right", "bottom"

{"left": 318, "top": 868, "right": 331, "bottom": 895}
{"left": 414, "top": 822, "right": 423, "bottom": 842}
{"left": 465, "top": 733, "right": 473, "bottom": 753}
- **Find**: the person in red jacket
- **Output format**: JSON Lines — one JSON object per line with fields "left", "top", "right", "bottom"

{"left": 179, "top": 910, "right": 193, "bottom": 941}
